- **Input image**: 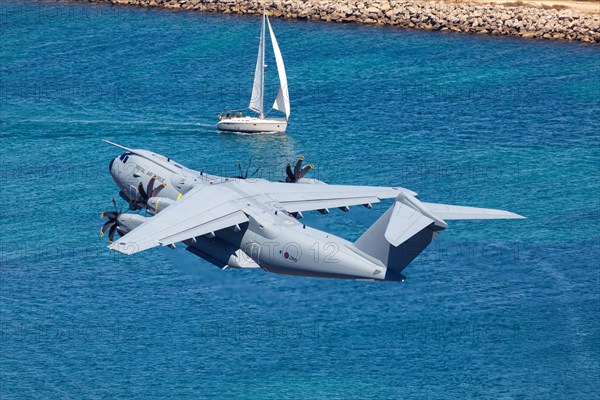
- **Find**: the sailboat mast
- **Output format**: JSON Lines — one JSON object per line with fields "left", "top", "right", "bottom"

{"left": 259, "top": 12, "right": 266, "bottom": 119}
{"left": 248, "top": 11, "right": 267, "bottom": 118}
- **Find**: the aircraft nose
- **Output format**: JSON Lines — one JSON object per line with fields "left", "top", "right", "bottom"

{"left": 109, "top": 157, "right": 116, "bottom": 174}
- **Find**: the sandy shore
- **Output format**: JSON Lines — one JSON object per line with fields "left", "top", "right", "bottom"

{"left": 471, "top": 0, "right": 599, "bottom": 14}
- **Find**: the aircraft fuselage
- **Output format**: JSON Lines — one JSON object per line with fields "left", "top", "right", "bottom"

{"left": 108, "top": 151, "right": 390, "bottom": 280}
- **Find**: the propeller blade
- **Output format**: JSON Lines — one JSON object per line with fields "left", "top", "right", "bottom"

{"left": 151, "top": 183, "right": 167, "bottom": 197}
{"left": 100, "top": 220, "right": 115, "bottom": 237}
{"left": 147, "top": 176, "right": 157, "bottom": 197}
{"left": 108, "top": 224, "right": 118, "bottom": 243}
{"left": 298, "top": 164, "right": 314, "bottom": 179}
{"left": 137, "top": 181, "right": 148, "bottom": 201}
{"left": 249, "top": 167, "right": 260, "bottom": 179}
{"left": 102, "top": 211, "right": 117, "bottom": 220}
{"left": 293, "top": 157, "right": 304, "bottom": 179}
{"left": 245, "top": 158, "right": 252, "bottom": 179}
{"left": 237, "top": 162, "right": 243, "bottom": 178}
{"left": 285, "top": 163, "right": 295, "bottom": 182}
{"left": 129, "top": 200, "right": 139, "bottom": 210}
{"left": 111, "top": 197, "right": 118, "bottom": 212}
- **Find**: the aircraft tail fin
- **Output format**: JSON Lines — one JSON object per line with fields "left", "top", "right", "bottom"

{"left": 354, "top": 193, "right": 523, "bottom": 281}
{"left": 354, "top": 194, "right": 445, "bottom": 281}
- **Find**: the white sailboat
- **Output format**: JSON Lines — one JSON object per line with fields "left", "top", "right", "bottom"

{"left": 217, "top": 11, "right": 290, "bottom": 133}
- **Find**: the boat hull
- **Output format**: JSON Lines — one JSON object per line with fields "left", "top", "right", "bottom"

{"left": 217, "top": 117, "right": 287, "bottom": 133}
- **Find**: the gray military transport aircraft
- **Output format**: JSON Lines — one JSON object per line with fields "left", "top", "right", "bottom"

{"left": 101, "top": 140, "right": 524, "bottom": 282}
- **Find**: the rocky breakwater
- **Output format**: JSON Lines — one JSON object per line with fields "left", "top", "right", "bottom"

{"left": 78, "top": 0, "right": 600, "bottom": 43}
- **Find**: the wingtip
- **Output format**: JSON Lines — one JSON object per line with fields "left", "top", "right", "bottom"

{"left": 495, "top": 210, "right": 526, "bottom": 219}
{"left": 506, "top": 211, "right": 526, "bottom": 219}
{"left": 107, "top": 241, "right": 140, "bottom": 255}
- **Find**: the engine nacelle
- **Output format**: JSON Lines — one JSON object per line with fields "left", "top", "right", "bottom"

{"left": 147, "top": 197, "right": 175, "bottom": 214}
{"left": 170, "top": 175, "right": 198, "bottom": 194}
{"left": 116, "top": 214, "right": 148, "bottom": 235}
{"left": 296, "top": 178, "right": 326, "bottom": 184}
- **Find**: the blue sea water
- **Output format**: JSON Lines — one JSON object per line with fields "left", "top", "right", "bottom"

{"left": 1, "top": 0, "right": 599, "bottom": 398}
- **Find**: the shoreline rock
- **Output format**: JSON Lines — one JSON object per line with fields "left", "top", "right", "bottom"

{"left": 66, "top": 0, "right": 600, "bottom": 43}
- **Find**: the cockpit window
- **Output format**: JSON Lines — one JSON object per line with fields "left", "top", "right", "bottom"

{"left": 119, "top": 152, "right": 132, "bottom": 163}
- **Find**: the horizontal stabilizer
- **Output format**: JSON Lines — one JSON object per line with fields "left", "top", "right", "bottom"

{"left": 353, "top": 193, "right": 523, "bottom": 279}
{"left": 384, "top": 201, "right": 434, "bottom": 247}
{"left": 421, "top": 203, "right": 525, "bottom": 220}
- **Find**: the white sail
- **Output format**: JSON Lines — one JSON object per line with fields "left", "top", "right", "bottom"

{"left": 249, "top": 13, "right": 266, "bottom": 117}
{"left": 267, "top": 16, "right": 290, "bottom": 120}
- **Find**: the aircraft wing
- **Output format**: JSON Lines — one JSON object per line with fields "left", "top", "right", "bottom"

{"left": 109, "top": 184, "right": 247, "bottom": 255}
{"left": 257, "top": 182, "right": 413, "bottom": 213}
